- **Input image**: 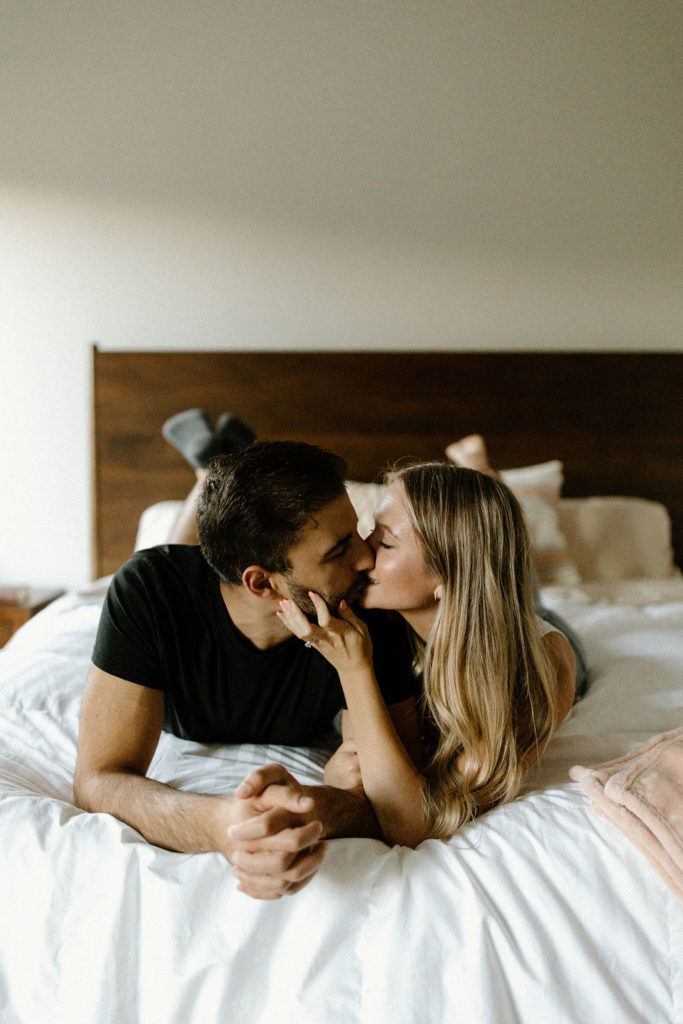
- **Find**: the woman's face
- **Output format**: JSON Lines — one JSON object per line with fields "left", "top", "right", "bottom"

{"left": 360, "top": 482, "right": 440, "bottom": 613}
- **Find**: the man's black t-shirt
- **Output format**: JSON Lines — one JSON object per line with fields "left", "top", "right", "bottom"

{"left": 91, "top": 545, "right": 417, "bottom": 745}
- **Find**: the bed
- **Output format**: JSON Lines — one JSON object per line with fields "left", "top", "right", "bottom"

{"left": 1, "top": 350, "right": 682, "bottom": 1024}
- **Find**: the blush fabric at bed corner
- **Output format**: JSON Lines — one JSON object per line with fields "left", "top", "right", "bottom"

{"left": 570, "top": 727, "right": 683, "bottom": 902}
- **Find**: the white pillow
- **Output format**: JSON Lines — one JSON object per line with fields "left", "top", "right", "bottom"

{"left": 135, "top": 490, "right": 385, "bottom": 555}
{"left": 134, "top": 501, "right": 184, "bottom": 550}
{"left": 345, "top": 480, "right": 386, "bottom": 539}
{"left": 497, "top": 460, "right": 580, "bottom": 586}
{"left": 135, "top": 488, "right": 677, "bottom": 586}
{"left": 557, "top": 496, "right": 678, "bottom": 582}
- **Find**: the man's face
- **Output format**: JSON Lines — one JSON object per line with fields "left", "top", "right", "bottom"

{"left": 274, "top": 493, "right": 374, "bottom": 617}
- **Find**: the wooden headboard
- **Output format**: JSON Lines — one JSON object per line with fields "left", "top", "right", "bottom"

{"left": 92, "top": 348, "right": 683, "bottom": 579}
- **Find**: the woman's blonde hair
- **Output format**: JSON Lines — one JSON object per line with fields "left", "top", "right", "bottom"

{"left": 388, "top": 462, "right": 558, "bottom": 838}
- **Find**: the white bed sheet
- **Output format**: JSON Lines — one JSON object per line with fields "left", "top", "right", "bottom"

{"left": 0, "top": 583, "right": 681, "bottom": 1024}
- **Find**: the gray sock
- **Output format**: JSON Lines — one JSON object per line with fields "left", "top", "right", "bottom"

{"left": 215, "top": 413, "right": 256, "bottom": 451}
{"left": 162, "top": 409, "right": 214, "bottom": 469}
{"left": 198, "top": 413, "right": 257, "bottom": 464}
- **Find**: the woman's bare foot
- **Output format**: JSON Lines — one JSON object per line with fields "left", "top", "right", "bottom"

{"left": 445, "top": 435, "right": 496, "bottom": 476}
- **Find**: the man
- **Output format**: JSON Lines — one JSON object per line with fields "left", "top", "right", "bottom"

{"left": 74, "top": 441, "right": 420, "bottom": 900}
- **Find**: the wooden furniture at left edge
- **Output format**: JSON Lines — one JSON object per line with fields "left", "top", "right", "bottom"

{"left": 92, "top": 347, "right": 683, "bottom": 580}
{"left": 0, "top": 587, "right": 65, "bottom": 648}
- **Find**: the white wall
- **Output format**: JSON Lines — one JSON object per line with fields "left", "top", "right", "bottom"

{"left": 0, "top": 2, "right": 680, "bottom": 588}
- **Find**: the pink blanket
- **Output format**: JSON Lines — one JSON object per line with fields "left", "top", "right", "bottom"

{"left": 570, "top": 726, "right": 683, "bottom": 902}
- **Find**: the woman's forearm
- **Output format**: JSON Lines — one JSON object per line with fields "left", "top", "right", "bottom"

{"left": 273, "top": 594, "right": 427, "bottom": 845}
{"left": 339, "top": 666, "right": 427, "bottom": 847}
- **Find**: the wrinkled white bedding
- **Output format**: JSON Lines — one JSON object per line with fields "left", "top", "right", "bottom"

{"left": 1, "top": 584, "right": 682, "bottom": 1024}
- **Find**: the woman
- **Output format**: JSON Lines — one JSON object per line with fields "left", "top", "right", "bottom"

{"left": 277, "top": 461, "right": 578, "bottom": 848}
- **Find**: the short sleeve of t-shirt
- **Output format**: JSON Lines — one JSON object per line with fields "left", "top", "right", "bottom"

{"left": 92, "top": 554, "right": 170, "bottom": 689}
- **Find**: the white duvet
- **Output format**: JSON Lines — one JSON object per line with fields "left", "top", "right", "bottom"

{"left": 1, "top": 583, "right": 682, "bottom": 1024}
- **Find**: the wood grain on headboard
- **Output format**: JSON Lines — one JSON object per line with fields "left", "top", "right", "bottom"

{"left": 92, "top": 348, "right": 683, "bottom": 579}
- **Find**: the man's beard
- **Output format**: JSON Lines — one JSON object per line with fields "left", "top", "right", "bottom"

{"left": 284, "top": 572, "right": 368, "bottom": 620}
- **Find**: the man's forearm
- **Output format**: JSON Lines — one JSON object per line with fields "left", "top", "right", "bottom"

{"left": 74, "top": 768, "right": 229, "bottom": 855}
{"left": 301, "top": 784, "right": 383, "bottom": 841}
{"left": 74, "top": 765, "right": 330, "bottom": 901}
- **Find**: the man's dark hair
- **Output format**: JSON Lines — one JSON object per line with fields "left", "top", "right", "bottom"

{"left": 197, "top": 440, "right": 348, "bottom": 584}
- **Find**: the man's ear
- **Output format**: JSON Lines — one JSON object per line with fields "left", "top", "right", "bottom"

{"left": 241, "top": 565, "right": 280, "bottom": 600}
